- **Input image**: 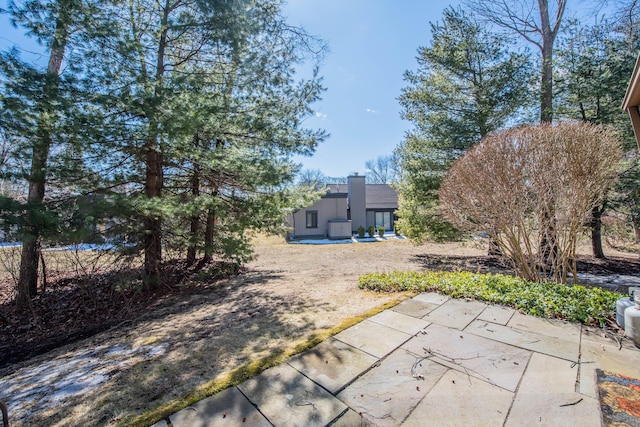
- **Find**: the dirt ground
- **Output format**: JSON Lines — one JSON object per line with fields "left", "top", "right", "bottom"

{"left": 1, "top": 236, "right": 639, "bottom": 426}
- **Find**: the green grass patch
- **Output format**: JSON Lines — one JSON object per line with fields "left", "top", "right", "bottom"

{"left": 359, "top": 271, "right": 623, "bottom": 326}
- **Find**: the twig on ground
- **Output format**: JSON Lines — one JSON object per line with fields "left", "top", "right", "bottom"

{"left": 559, "top": 398, "right": 583, "bottom": 407}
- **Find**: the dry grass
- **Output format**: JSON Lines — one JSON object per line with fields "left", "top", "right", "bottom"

{"left": 2, "top": 235, "right": 636, "bottom": 426}
{"left": 3, "top": 236, "right": 446, "bottom": 426}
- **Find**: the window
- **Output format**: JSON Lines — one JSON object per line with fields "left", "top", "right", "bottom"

{"left": 375, "top": 211, "right": 391, "bottom": 230}
{"left": 306, "top": 211, "right": 318, "bottom": 228}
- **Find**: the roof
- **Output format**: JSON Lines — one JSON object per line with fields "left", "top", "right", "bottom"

{"left": 327, "top": 183, "right": 348, "bottom": 194}
{"left": 323, "top": 183, "right": 348, "bottom": 198}
{"left": 623, "top": 54, "right": 640, "bottom": 111}
{"left": 365, "top": 184, "right": 398, "bottom": 210}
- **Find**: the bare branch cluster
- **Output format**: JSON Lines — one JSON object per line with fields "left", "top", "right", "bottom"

{"left": 440, "top": 122, "right": 622, "bottom": 282}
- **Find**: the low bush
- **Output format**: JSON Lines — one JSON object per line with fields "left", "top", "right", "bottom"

{"left": 368, "top": 226, "right": 375, "bottom": 238}
{"left": 378, "top": 226, "right": 385, "bottom": 237}
{"left": 358, "top": 270, "right": 622, "bottom": 326}
{"left": 357, "top": 226, "right": 365, "bottom": 238}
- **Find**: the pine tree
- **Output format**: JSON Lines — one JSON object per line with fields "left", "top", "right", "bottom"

{"left": 555, "top": 18, "right": 639, "bottom": 257}
{"left": 395, "top": 7, "right": 532, "bottom": 241}
{"left": 83, "top": 0, "right": 326, "bottom": 287}
{"left": 0, "top": 0, "right": 109, "bottom": 307}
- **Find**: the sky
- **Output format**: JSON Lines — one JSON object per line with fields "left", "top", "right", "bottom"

{"left": 0, "top": 0, "right": 459, "bottom": 178}
{"left": 284, "top": 0, "right": 459, "bottom": 178}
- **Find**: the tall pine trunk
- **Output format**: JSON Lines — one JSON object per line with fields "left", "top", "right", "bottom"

{"left": 142, "top": 0, "right": 169, "bottom": 288}
{"left": 143, "top": 145, "right": 163, "bottom": 288}
{"left": 17, "top": 0, "right": 71, "bottom": 308}
{"left": 186, "top": 134, "right": 201, "bottom": 265}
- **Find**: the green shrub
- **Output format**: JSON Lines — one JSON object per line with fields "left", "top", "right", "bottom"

{"left": 378, "top": 226, "right": 385, "bottom": 237}
{"left": 357, "top": 226, "right": 365, "bottom": 238}
{"left": 368, "top": 226, "right": 375, "bottom": 238}
{"left": 358, "top": 270, "right": 622, "bottom": 326}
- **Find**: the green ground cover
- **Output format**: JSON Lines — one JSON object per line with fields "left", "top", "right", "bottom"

{"left": 359, "top": 270, "right": 623, "bottom": 326}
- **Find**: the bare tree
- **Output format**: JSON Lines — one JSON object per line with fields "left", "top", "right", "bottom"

{"left": 365, "top": 154, "right": 400, "bottom": 184}
{"left": 607, "top": 0, "right": 640, "bottom": 45}
{"left": 465, "top": 0, "right": 567, "bottom": 123}
{"left": 297, "top": 169, "right": 327, "bottom": 189}
{"left": 440, "top": 122, "right": 621, "bottom": 283}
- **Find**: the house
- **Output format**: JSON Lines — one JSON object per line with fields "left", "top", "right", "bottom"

{"left": 623, "top": 53, "right": 640, "bottom": 149}
{"left": 288, "top": 175, "right": 398, "bottom": 239}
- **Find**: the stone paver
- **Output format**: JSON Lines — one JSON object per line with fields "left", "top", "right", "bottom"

{"left": 402, "top": 369, "right": 513, "bottom": 427}
{"left": 333, "top": 319, "right": 411, "bottom": 358}
{"left": 402, "top": 323, "right": 531, "bottom": 392}
{"left": 135, "top": 293, "right": 640, "bottom": 427}
{"left": 477, "top": 304, "right": 516, "bottom": 325}
{"left": 238, "top": 363, "right": 346, "bottom": 427}
{"left": 391, "top": 298, "right": 440, "bottom": 318}
{"left": 412, "top": 292, "right": 450, "bottom": 305}
{"left": 466, "top": 319, "right": 580, "bottom": 361}
{"left": 507, "top": 312, "right": 581, "bottom": 343}
{"left": 367, "top": 309, "right": 431, "bottom": 335}
{"left": 330, "top": 409, "right": 369, "bottom": 426}
{"left": 505, "top": 352, "right": 601, "bottom": 427}
{"left": 288, "top": 338, "right": 378, "bottom": 393}
{"left": 337, "top": 347, "right": 448, "bottom": 426}
{"left": 169, "top": 387, "right": 270, "bottom": 427}
{"left": 422, "top": 298, "right": 488, "bottom": 330}
{"left": 578, "top": 331, "right": 640, "bottom": 398}
{"left": 5, "top": 286, "right": 640, "bottom": 427}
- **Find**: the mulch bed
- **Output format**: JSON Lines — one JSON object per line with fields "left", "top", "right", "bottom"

{"left": 0, "top": 262, "right": 239, "bottom": 370}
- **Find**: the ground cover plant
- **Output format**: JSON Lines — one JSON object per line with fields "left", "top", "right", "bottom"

{"left": 359, "top": 270, "right": 623, "bottom": 326}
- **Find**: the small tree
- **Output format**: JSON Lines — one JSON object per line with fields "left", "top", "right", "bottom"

{"left": 440, "top": 122, "right": 621, "bottom": 283}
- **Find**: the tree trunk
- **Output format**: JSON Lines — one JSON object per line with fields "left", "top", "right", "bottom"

{"left": 143, "top": 146, "right": 163, "bottom": 289}
{"left": 539, "top": 208, "right": 558, "bottom": 275}
{"left": 17, "top": 0, "right": 71, "bottom": 308}
{"left": 186, "top": 138, "right": 201, "bottom": 266}
{"left": 142, "top": 0, "right": 170, "bottom": 288}
{"left": 591, "top": 205, "right": 605, "bottom": 259}
{"left": 539, "top": 27, "right": 554, "bottom": 123}
{"left": 203, "top": 208, "right": 215, "bottom": 263}
{"left": 537, "top": 0, "right": 566, "bottom": 124}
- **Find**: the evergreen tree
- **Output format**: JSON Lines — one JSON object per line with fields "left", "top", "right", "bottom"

{"left": 555, "top": 18, "right": 639, "bottom": 257}
{"left": 0, "top": 0, "right": 111, "bottom": 307}
{"left": 84, "top": 0, "right": 326, "bottom": 287}
{"left": 395, "top": 7, "right": 532, "bottom": 241}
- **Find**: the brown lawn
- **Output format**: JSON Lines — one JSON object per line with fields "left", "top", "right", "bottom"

{"left": 0, "top": 236, "right": 638, "bottom": 426}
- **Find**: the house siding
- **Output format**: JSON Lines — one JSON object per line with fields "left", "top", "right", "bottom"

{"left": 291, "top": 196, "right": 348, "bottom": 238}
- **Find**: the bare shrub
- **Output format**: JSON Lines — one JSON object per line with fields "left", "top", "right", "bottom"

{"left": 440, "top": 122, "right": 622, "bottom": 283}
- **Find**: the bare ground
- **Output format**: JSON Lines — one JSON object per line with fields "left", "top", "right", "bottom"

{"left": 0, "top": 237, "right": 639, "bottom": 426}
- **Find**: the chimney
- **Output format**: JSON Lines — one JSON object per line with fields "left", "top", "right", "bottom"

{"left": 348, "top": 175, "right": 366, "bottom": 233}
